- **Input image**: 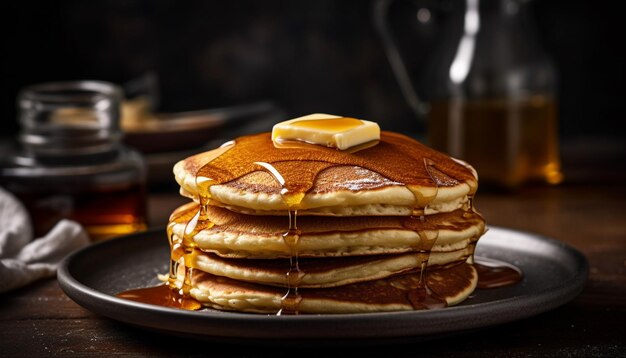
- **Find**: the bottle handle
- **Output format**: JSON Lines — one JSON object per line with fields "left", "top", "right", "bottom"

{"left": 372, "top": 0, "right": 428, "bottom": 120}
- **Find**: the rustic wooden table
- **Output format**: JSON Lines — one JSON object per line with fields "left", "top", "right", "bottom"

{"left": 1, "top": 141, "right": 625, "bottom": 357}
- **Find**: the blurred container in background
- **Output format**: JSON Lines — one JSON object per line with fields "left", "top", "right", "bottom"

{"left": 375, "top": 0, "right": 563, "bottom": 188}
{"left": 0, "top": 81, "right": 147, "bottom": 241}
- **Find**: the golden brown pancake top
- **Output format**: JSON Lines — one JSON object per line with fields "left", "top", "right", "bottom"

{"left": 181, "top": 131, "right": 477, "bottom": 206}
{"left": 220, "top": 166, "right": 402, "bottom": 195}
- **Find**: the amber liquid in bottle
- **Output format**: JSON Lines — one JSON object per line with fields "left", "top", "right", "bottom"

{"left": 428, "top": 96, "right": 563, "bottom": 188}
{"left": 3, "top": 80, "right": 148, "bottom": 241}
{"left": 13, "top": 183, "right": 147, "bottom": 241}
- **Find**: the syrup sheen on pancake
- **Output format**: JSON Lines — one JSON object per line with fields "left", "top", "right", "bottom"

{"left": 173, "top": 127, "right": 477, "bottom": 313}
{"left": 185, "top": 131, "right": 477, "bottom": 206}
{"left": 117, "top": 116, "right": 522, "bottom": 314}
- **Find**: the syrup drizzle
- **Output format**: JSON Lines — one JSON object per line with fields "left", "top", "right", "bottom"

{"left": 396, "top": 222, "right": 447, "bottom": 308}
{"left": 390, "top": 157, "right": 486, "bottom": 309}
{"left": 114, "top": 143, "right": 233, "bottom": 310}
{"left": 405, "top": 158, "right": 447, "bottom": 309}
{"left": 254, "top": 161, "right": 305, "bottom": 315}
{"left": 116, "top": 124, "right": 521, "bottom": 311}
{"left": 114, "top": 202, "right": 204, "bottom": 310}
{"left": 192, "top": 132, "right": 476, "bottom": 199}
{"left": 279, "top": 209, "right": 304, "bottom": 315}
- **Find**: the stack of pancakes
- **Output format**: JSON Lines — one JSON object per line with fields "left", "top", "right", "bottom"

{"left": 167, "top": 130, "right": 485, "bottom": 314}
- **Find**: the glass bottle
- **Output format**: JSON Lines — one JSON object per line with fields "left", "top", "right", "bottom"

{"left": 376, "top": 0, "right": 563, "bottom": 188}
{"left": 0, "top": 81, "right": 147, "bottom": 241}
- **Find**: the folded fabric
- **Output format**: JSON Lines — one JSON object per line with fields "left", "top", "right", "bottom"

{"left": 0, "top": 187, "right": 89, "bottom": 293}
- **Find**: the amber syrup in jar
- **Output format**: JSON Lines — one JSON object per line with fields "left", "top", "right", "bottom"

{"left": 0, "top": 81, "right": 147, "bottom": 241}
{"left": 428, "top": 96, "right": 562, "bottom": 188}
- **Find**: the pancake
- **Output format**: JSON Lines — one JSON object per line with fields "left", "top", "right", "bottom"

{"left": 184, "top": 262, "right": 478, "bottom": 314}
{"left": 144, "top": 119, "right": 489, "bottom": 315}
{"left": 191, "top": 250, "right": 473, "bottom": 288}
{"left": 169, "top": 203, "right": 485, "bottom": 258}
{"left": 173, "top": 131, "right": 478, "bottom": 215}
{"left": 177, "top": 166, "right": 470, "bottom": 216}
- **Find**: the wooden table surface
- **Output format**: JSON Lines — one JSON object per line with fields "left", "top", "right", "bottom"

{"left": 1, "top": 141, "right": 625, "bottom": 357}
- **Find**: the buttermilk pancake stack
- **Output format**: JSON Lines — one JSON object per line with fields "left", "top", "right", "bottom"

{"left": 166, "top": 114, "right": 485, "bottom": 314}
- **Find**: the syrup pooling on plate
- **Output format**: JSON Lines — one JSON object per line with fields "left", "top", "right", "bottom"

{"left": 474, "top": 257, "right": 523, "bottom": 288}
{"left": 116, "top": 283, "right": 202, "bottom": 310}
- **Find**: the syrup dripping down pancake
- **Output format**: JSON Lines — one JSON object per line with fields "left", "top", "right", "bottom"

{"left": 168, "top": 203, "right": 485, "bottom": 259}
{"left": 190, "top": 250, "right": 473, "bottom": 288}
{"left": 181, "top": 262, "right": 478, "bottom": 314}
{"left": 155, "top": 126, "right": 490, "bottom": 314}
{"left": 173, "top": 132, "right": 478, "bottom": 215}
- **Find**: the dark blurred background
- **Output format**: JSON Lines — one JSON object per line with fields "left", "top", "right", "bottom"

{"left": 1, "top": 0, "right": 624, "bottom": 140}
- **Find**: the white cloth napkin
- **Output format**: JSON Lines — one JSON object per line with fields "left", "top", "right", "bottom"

{"left": 0, "top": 187, "right": 89, "bottom": 293}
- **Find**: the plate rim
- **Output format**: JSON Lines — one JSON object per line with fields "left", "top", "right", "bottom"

{"left": 57, "top": 226, "right": 588, "bottom": 340}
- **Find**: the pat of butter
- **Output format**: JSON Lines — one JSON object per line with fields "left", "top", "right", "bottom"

{"left": 272, "top": 113, "right": 380, "bottom": 150}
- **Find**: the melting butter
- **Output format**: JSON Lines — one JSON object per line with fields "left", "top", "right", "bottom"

{"left": 272, "top": 113, "right": 380, "bottom": 150}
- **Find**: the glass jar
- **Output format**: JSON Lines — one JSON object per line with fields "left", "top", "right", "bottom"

{"left": 0, "top": 81, "right": 147, "bottom": 241}
{"left": 375, "top": 0, "right": 563, "bottom": 188}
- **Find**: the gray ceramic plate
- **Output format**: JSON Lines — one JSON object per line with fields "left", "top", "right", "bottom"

{"left": 58, "top": 227, "right": 587, "bottom": 343}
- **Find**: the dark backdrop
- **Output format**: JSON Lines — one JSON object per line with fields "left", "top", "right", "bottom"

{"left": 1, "top": 0, "right": 623, "bottom": 139}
